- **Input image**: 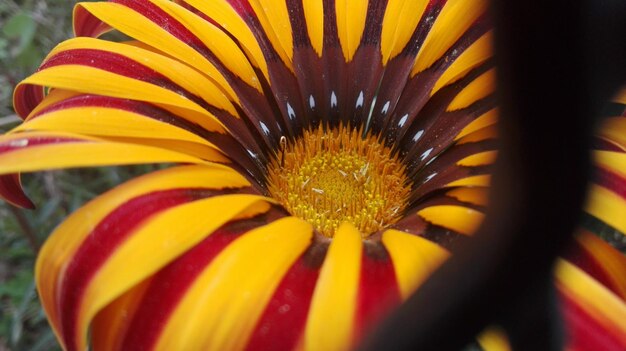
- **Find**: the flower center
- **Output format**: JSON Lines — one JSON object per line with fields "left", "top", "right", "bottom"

{"left": 267, "top": 126, "right": 411, "bottom": 238}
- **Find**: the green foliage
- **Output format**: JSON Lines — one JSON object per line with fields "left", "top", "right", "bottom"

{"left": 1, "top": 2, "right": 73, "bottom": 347}
{"left": 0, "top": 166, "right": 157, "bottom": 350}
{"left": 0, "top": 2, "right": 131, "bottom": 349}
{"left": 0, "top": 1, "right": 100, "bottom": 122}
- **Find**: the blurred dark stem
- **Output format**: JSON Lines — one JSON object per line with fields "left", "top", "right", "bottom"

{"left": 8, "top": 204, "right": 39, "bottom": 253}
{"left": 359, "top": 0, "right": 626, "bottom": 350}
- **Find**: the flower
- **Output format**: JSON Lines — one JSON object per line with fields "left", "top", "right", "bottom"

{"left": 1, "top": 0, "right": 625, "bottom": 350}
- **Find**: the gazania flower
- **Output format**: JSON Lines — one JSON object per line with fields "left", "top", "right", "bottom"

{"left": 1, "top": 0, "right": 625, "bottom": 350}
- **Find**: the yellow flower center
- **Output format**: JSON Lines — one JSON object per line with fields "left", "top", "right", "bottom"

{"left": 267, "top": 125, "right": 411, "bottom": 238}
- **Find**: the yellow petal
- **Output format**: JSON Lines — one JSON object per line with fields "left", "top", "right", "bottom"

{"left": 305, "top": 223, "right": 362, "bottom": 351}
{"left": 382, "top": 229, "right": 450, "bottom": 298}
{"left": 18, "top": 65, "right": 228, "bottom": 133}
{"left": 446, "top": 187, "right": 490, "bottom": 206}
{"left": 555, "top": 260, "right": 626, "bottom": 343}
{"left": 77, "top": 194, "right": 271, "bottom": 350}
{"left": 417, "top": 205, "right": 485, "bottom": 235}
{"left": 457, "top": 150, "right": 498, "bottom": 167}
{"left": 183, "top": 0, "right": 269, "bottom": 79}
{"left": 152, "top": 0, "right": 262, "bottom": 91}
{"left": 302, "top": 0, "right": 325, "bottom": 57}
{"left": 335, "top": 0, "right": 368, "bottom": 61}
{"left": 447, "top": 68, "right": 495, "bottom": 111}
{"left": 0, "top": 132, "right": 207, "bottom": 175}
{"left": 455, "top": 108, "right": 498, "bottom": 140}
{"left": 477, "top": 327, "right": 512, "bottom": 351}
{"left": 35, "top": 164, "right": 250, "bottom": 345}
{"left": 49, "top": 37, "right": 238, "bottom": 117}
{"left": 17, "top": 106, "right": 214, "bottom": 147}
{"left": 585, "top": 184, "right": 626, "bottom": 235}
{"left": 432, "top": 31, "right": 493, "bottom": 94}
{"left": 154, "top": 217, "right": 313, "bottom": 351}
{"left": 246, "top": 0, "right": 294, "bottom": 70}
{"left": 380, "top": 0, "right": 429, "bottom": 64}
{"left": 447, "top": 175, "right": 492, "bottom": 187}
{"left": 76, "top": 1, "right": 242, "bottom": 99}
{"left": 413, "top": 0, "right": 487, "bottom": 73}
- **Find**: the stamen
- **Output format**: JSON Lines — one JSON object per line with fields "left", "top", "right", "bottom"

{"left": 267, "top": 125, "right": 411, "bottom": 237}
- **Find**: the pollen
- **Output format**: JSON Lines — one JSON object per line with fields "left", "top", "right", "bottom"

{"left": 267, "top": 125, "right": 411, "bottom": 238}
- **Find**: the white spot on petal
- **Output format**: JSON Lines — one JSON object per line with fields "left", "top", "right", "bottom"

{"left": 287, "top": 102, "right": 296, "bottom": 120}
{"left": 260, "top": 121, "right": 270, "bottom": 135}
{"left": 309, "top": 95, "right": 316, "bottom": 109}
{"left": 420, "top": 147, "right": 433, "bottom": 161}
{"left": 247, "top": 149, "right": 258, "bottom": 159}
{"left": 331, "top": 91, "right": 338, "bottom": 108}
{"left": 398, "top": 114, "right": 408, "bottom": 128}
{"left": 278, "top": 304, "right": 291, "bottom": 314}
{"left": 9, "top": 139, "right": 29, "bottom": 147}
{"left": 355, "top": 91, "right": 364, "bottom": 108}
{"left": 424, "top": 172, "right": 437, "bottom": 183}
{"left": 425, "top": 155, "right": 438, "bottom": 166}
{"left": 412, "top": 130, "right": 424, "bottom": 142}
{"left": 381, "top": 101, "right": 390, "bottom": 114}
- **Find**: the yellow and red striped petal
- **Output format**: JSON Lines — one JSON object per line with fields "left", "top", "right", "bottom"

{"left": 380, "top": 0, "right": 429, "bottom": 64}
{"left": 565, "top": 229, "right": 626, "bottom": 300}
{"left": 305, "top": 223, "right": 362, "bottom": 351}
{"left": 382, "top": 229, "right": 450, "bottom": 298}
{"left": 153, "top": 216, "right": 312, "bottom": 350}
{"left": 72, "top": 0, "right": 292, "bottom": 146}
{"left": 35, "top": 164, "right": 271, "bottom": 350}
{"left": 244, "top": 238, "right": 327, "bottom": 351}
{"left": 76, "top": 0, "right": 258, "bottom": 94}
{"left": 15, "top": 38, "right": 233, "bottom": 130}
{"left": 0, "top": 174, "right": 35, "bottom": 209}
{"left": 0, "top": 131, "right": 208, "bottom": 175}
{"left": 586, "top": 151, "right": 626, "bottom": 234}
{"left": 556, "top": 260, "right": 626, "bottom": 350}
{"left": 15, "top": 97, "right": 226, "bottom": 158}
{"left": 412, "top": 0, "right": 488, "bottom": 74}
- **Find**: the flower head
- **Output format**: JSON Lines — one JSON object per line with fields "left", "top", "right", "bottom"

{"left": 1, "top": 0, "right": 625, "bottom": 350}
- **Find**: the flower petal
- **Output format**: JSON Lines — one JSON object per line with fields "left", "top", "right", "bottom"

{"left": 76, "top": 0, "right": 256, "bottom": 94}
{"left": 380, "top": 0, "right": 429, "bottom": 64}
{"left": 152, "top": 216, "right": 313, "bottom": 351}
{"left": 369, "top": 0, "right": 491, "bottom": 137}
{"left": 433, "top": 31, "right": 494, "bottom": 95}
{"left": 356, "top": 241, "right": 401, "bottom": 339}
{"left": 416, "top": 205, "right": 485, "bottom": 236}
{"left": 0, "top": 174, "right": 34, "bottom": 209}
{"left": 180, "top": 0, "right": 269, "bottom": 78}
{"left": 0, "top": 132, "right": 205, "bottom": 175}
{"left": 412, "top": 0, "right": 488, "bottom": 74}
{"left": 245, "top": 239, "right": 326, "bottom": 351}
{"left": 16, "top": 95, "right": 228, "bottom": 161}
{"left": 406, "top": 126, "right": 497, "bottom": 200}
{"left": 76, "top": 0, "right": 290, "bottom": 147}
{"left": 556, "top": 260, "right": 626, "bottom": 350}
{"left": 305, "top": 223, "right": 362, "bottom": 351}
{"left": 335, "top": 0, "right": 368, "bottom": 62}
{"left": 16, "top": 38, "right": 233, "bottom": 131}
{"left": 382, "top": 229, "right": 449, "bottom": 299}
{"left": 35, "top": 164, "right": 267, "bottom": 350}
{"left": 565, "top": 229, "right": 626, "bottom": 300}
{"left": 586, "top": 151, "right": 626, "bottom": 234}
